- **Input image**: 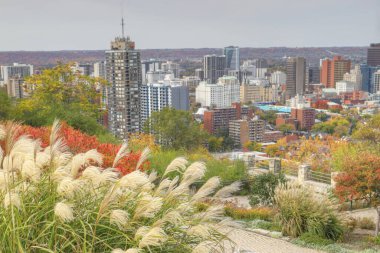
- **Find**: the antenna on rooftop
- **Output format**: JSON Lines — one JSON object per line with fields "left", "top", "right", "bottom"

{"left": 121, "top": 0, "right": 126, "bottom": 38}
{"left": 121, "top": 17, "right": 125, "bottom": 38}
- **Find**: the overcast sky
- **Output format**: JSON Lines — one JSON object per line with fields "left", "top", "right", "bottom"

{"left": 0, "top": 0, "right": 379, "bottom": 51}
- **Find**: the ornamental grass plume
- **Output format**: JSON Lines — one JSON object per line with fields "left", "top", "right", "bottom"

{"left": 110, "top": 209, "right": 129, "bottom": 229}
{"left": 3, "top": 192, "right": 21, "bottom": 209}
{"left": 138, "top": 226, "right": 167, "bottom": 248}
{"left": 274, "top": 182, "right": 344, "bottom": 240}
{"left": 0, "top": 120, "right": 237, "bottom": 252}
{"left": 214, "top": 181, "right": 242, "bottom": 198}
{"left": 54, "top": 202, "right": 74, "bottom": 222}
{"left": 163, "top": 157, "right": 188, "bottom": 176}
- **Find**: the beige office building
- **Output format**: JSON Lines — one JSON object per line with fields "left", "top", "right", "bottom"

{"left": 240, "top": 83, "right": 275, "bottom": 103}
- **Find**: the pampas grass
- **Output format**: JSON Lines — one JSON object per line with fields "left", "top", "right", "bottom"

{"left": 0, "top": 120, "right": 233, "bottom": 252}
{"left": 274, "top": 182, "right": 344, "bottom": 240}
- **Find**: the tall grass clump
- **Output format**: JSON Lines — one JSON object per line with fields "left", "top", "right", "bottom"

{"left": 274, "top": 182, "right": 344, "bottom": 240}
{"left": 0, "top": 120, "right": 240, "bottom": 252}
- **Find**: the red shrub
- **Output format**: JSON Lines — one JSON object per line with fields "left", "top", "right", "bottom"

{"left": 17, "top": 123, "right": 148, "bottom": 175}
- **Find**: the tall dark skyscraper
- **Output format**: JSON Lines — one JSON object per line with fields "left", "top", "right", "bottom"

{"left": 224, "top": 46, "right": 240, "bottom": 71}
{"left": 360, "top": 64, "right": 380, "bottom": 93}
{"left": 307, "top": 65, "right": 320, "bottom": 85}
{"left": 106, "top": 20, "right": 142, "bottom": 139}
{"left": 204, "top": 55, "right": 226, "bottom": 84}
{"left": 367, "top": 43, "right": 380, "bottom": 67}
{"left": 286, "top": 57, "right": 306, "bottom": 98}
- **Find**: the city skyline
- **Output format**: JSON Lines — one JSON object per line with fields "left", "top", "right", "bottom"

{"left": 1, "top": 0, "right": 379, "bottom": 51}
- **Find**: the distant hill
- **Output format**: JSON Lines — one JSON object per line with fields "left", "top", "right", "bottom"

{"left": 0, "top": 47, "right": 367, "bottom": 67}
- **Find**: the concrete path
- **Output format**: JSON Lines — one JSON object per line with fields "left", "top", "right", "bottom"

{"left": 346, "top": 208, "right": 377, "bottom": 221}
{"left": 222, "top": 228, "right": 324, "bottom": 253}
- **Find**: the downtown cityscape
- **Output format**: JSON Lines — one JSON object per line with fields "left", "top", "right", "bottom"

{"left": 0, "top": 0, "right": 380, "bottom": 252}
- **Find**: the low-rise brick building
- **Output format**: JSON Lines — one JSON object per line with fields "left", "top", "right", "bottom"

{"left": 229, "top": 118, "right": 265, "bottom": 147}
{"left": 203, "top": 103, "right": 253, "bottom": 134}
{"left": 291, "top": 108, "right": 316, "bottom": 131}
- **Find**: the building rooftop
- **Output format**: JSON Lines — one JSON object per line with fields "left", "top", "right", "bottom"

{"left": 322, "top": 88, "right": 337, "bottom": 93}
{"left": 255, "top": 104, "right": 291, "bottom": 113}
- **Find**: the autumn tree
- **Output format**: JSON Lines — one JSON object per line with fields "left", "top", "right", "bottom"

{"left": 312, "top": 117, "right": 350, "bottom": 137}
{"left": 214, "top": 129, "right": 235, "bottom": 151}
{"left": 12, "top": 63, "right": 109, "bottom": 137}
{"left": 143, "top": 107, "right": 208, "bottom": 150}
{"left": 278, "top": 123, "right": 294, "bottom": 134}
{"left": 352, "top": 114, "right": 380, "bottom": 146}
{"left": 315, "top": 112, "right": 329, "bottom": 122}
{"left": 208, "top": 136, "right": 224, "bottom": 152}
{"left": 243, "top": 141, "right": 262, "bottom": 152}
{"left": 256, "top": 110, "right": 277, "bottom": 125}
{"left": 128, "top": 132, "right": 160, "bottom": 153}
{"left": 334, "top": 150, "right": 380, "bottom": 234}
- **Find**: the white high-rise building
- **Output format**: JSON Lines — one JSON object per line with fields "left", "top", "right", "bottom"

{"left": 240, "top": 61, "right": 257, "bottom": 82}
{"left": 372, "top": 70, "right": 380, "bottom": 94}
{"left": 343, "top": 65, "right": 362, "bottom": 90}
{"left": 270, "top": 71, "right": 287, "bottom": 85}
{"left": 6, "top": 77, "right": 24, "bottom": 99}
{"left": 94, "top": 61, "right": 106, "bottom": 78}
{"left": 140, "top": 82, "right": 189, "bottom": 126}
{"left": 336, "top": 81, "right": 357, "bottom": 95}
{"left": 146, "top": 70, "right": 172, "bottom": 84}
{"left": 162, "top": 61, "right": 180, "bottom": 78}
{"left": 256, "top": 68, "right": 268, "bottom": 78}
{"left": 195, "top": 76, "right": 240, "bottom": 108}
{"left": 286, "top": 94, "right": 311, "bottom": 109}
{"left": 0, "top": 63, "right": 33, "bottom": 83}
{"left": 141, "top": 59, "right": 164, "bottom": 84}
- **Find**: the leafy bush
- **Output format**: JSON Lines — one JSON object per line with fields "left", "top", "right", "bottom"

{"left": 204, "top": 159, "right": 246, "bottom": 183}
{"left": 224, "top": 205, "right": 274, "bottom": 221}
{"left": 249, "top": 172, "right": 287, "bottom": 206}
{"left": 370, "top": 235, "right": 380, "bottom": 245}
{"left": 274, "top": 182, "right": 344, "bottom": 240}
{"left": 298, "top": 232, "right": 334, "bottom": 246}
{"left": 0, "top": 121, "right": 241, "bottom": 252}
{"left": 357, "top": 217, "right": 376, "bottom": 230}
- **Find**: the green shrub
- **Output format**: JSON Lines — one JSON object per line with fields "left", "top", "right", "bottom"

{"left": 274, "top": 182, "right": 344, "bottom": 240}
{"left": 369, "top": 235, "right": 380, "bottom": 245}
{"left": 249, "top": 172, "right": 287, "bottom": 206}
{"left": 357, "top": 217, "right": 376, "bottom": 230}
{"left": 205, "top": 159, "right": 246, "bottom": 183}
{"left": 224, "top": 205, "right": 274, "bottom": 221}
{"left": 307, "top": 214, "right": 344, "bottom": 241}
{"left": 299, "top": 232, "right": 334, "bottom": 246}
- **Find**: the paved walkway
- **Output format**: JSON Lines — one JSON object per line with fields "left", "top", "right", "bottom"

{"left": 346, "top": 208, "right": 377, "bottom": 222}
{"left": 222, "top": 228, "right": 323, "bottom": 253}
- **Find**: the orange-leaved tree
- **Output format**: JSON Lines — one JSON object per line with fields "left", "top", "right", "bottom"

{"left": 334, "top": 151, "right": 380, "bottom": 234}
